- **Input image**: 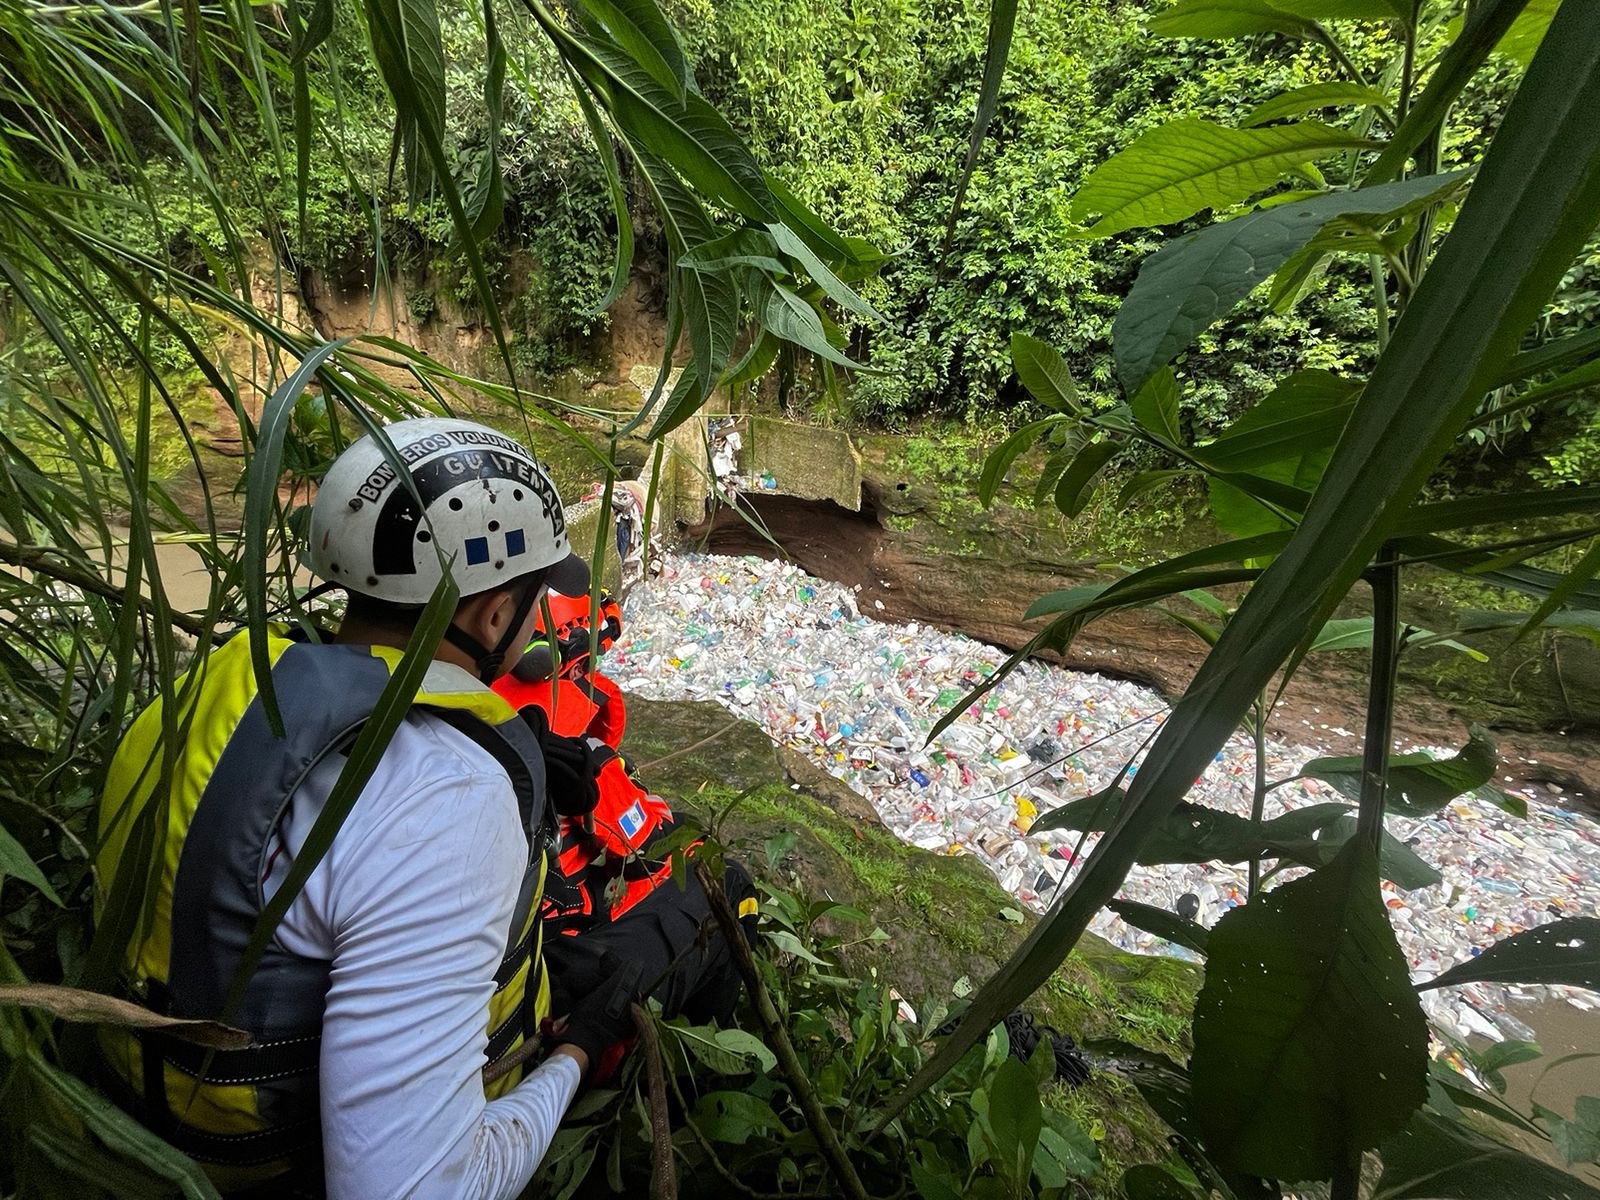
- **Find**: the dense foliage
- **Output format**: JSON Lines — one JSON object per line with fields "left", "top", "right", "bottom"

{"left": 137, "top": 0, "right": 1600, "bottom": 469}
{"left": 904, "top": 2, "right": 1600, "bottom": 1196}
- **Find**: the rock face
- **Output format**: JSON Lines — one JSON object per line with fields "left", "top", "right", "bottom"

{"left": 622, "top": 692, "right": 1198, "bottom": 1175}
{"left": 744, "top": 415, "right": 863, "bottom": 511}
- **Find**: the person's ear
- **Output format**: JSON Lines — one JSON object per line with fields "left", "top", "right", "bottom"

{"left": 452, "top": 587, "right": 515, "bottom": 647}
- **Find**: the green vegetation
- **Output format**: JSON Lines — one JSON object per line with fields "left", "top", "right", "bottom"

{"left": 3, "top": 0, "right": 1600, "bottom": 1195}
{"left": 898, "top": 2, "right": 1600, "bottom": 1196}
{"left": 616, "top": 694, "right": 1192, "bottom": 1192}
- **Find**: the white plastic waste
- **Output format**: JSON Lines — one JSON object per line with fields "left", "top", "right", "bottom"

{"left": 608, "top": 552, "right": 1600, "bottom": 1045}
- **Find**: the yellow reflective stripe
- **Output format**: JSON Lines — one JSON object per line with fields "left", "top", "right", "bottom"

{"left": 738, "top": 897, "right": 759, "bottom": 919}
{"left": 365, "top": 647, "right": 521, "bottom": 725}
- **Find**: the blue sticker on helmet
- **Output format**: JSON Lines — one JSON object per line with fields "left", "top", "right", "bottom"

{"left": 464, "top": 536, "right": 490, "bottom": 565}
{"left": 505, "top": 528, "right": 526, "bottom": 557}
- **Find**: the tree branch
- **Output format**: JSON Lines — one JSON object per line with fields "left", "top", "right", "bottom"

{"left": 632, "top": 1003, "right": 679, "bottom": 1200}
{"left": 693, "top": 859, "right": 870, "bottom": 1200}
{"left": 0, "top": 541, "right": 214, "bottom": 641}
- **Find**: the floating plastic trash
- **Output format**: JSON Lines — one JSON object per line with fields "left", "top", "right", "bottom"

{"left": 610, "top": 552, "right": 1600, "bottom": 1045}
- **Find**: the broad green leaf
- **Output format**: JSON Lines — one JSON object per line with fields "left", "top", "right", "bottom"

{"left": 1010, "top": 332, "right": 1082, "bottom": 413}
{"left": 1196, "top": 369, "right": 1360, "bottom": 472}
{"left": 1286, "top": 811, "right": 1442, "bottom": 890}
{"left": 1416, "top": 918, "right": 1600, "bottom": 992}
{"left": 557, "top": 27, "right": 773, "bottom": 222}
{"left": 1106, "top": 898, "right": 1209, "bottom": 955}
{"left": 1375, "top": 1111, "right": 1600, "bottom": 1200}
{"left": 1397, "top": 483, "right": 1600, "bottom": 537}
{"left": 1026, "top": 533, "right": 1288, "bottom": 624}
{"left": 1366, "top": 0, "right": 1534, "bottom": 185}
{"left": 1544, "top": 1105, "right": 1600, "bottom": 1167}
{"left": 1114, "top": 174, "right": 1467, "bottom": 393}
{"left": 910, "top": 1162, "right": 967, "bottom": 1200}
{"left": 1299, "top": 725, "right": 1503, "bottom": 818}
{"left": 763, "top": 173, "right": 872, "bottom": 270}
{"left": 1272, "top": 0, "right": 1411, "bottom": 18}
{"left": 1148, "top": 0, "right": 1320, "bottom": 40}
{"left": 676, "top": 227, "right": 740, "bottom": 399}
{"left": 669, "top": 1020, "right": 765, "bottom": 1074}
{"left": 366, "top": 0, "right": 519, "bottom": 391}
{"left": 720, "top": 331, "right": 780, "bottom": 389}
{"left": 1054, "top": 439, "right": 1121, "bottom": 517}
{"left": 941, "top": 0, "right": 1018, "bottom": 257}
{"left": 1475, "top": 1038, "right": 1544, "bottom": 1077}
{"left": 1120, "top": 468, "right": 1189, "bottom": 508}
{"left": 1038, "top": 1110, "right": 1099, "bottom": 1179}
{"left": 1307, "top": 615, "right": 1486, "bottom": 659}
{"left": 1307, "top": 616, "right": 1374, "bottom": 652}
{"left": 759, "top": 279, "right": 862, "bottom": 369}
{"left": 1034, "top": 446, "right": 1077, "bottom": 507}
{"left": 1243, "top": 82, "right": 1394, "bottom": 127}
{"left": 688, "top": 1090, "right": 784, "bottom": 1144}
{"left": 980, "top": 417, "right": 1066, "bottom": 507}
{"left": 287, "top": 0, "right": 332, "bottom": 246}
{"left": 1038, "top": 794, "right": 1440, "bottom": 889}
{"left": 712, "top": 1027, "right": 778, "bottom": 1074}
{"left": 1473, "top": 355, "right": 1600, "bottom": 434}
{"left": 1191, "top": 841, "right": 1428, "bottom": 1179}
{"left": 1208, "top": 466, "right": 1314, "bottom": 541}
{"left": 571, "top": 0, "right": 691, "bottom": 96}
{"left": 1495, "top": 0, "right": 1562, "bottom": 65}
{"left": 464, "top": 0, "right": 506, "bottom": 242}
{"left": 680, "top": 228, "right": 787, "bottom": 274}
{"left": 877, "top": 3, "right": 1600, "bottom": 1127}
{"left": 768, "top": 222, "right": 886, "bottom": 324}
{"left": 1070, "top": 119, "right": 1373, "bottom": 238}
{"left": 0, "top": 822, "right": 62, "bottom": 906}
{"left": 1495, "top": 324, "right": 1600, "bottom": 387}
{"left": 1130, "top": 368, "right": 1182, "bottom": 445}
{"left": 981, "top": 1057, "right": 1043, "bottom": 1193}
{"left": 1427, "top": 1058, "right": 1545, "bottom": 1134}
{"left": 1454, "top": 607, "right": 1600, "bottom": 647}
{"left": 1024, "top": 567, "right": 1261, "bottom": 622}
{"left": 1155, "top": 604, "right": 1222, "bottom": 646}
{"left": 1026, "top": 1033, "right": 1056, "bottom": 1089}
{"left": 368, "top": 0, "right": 445, "bottom": 200}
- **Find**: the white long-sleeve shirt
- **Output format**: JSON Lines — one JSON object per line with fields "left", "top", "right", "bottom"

{"left": 263, "top": 668, "right": 579, "bottom": 1199}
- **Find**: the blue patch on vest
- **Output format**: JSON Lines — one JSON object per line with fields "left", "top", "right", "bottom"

{"left": 505, "top": 528, "right": 526, "bottom": 557}
{"left": 465, "top": 536, "right": 490, "bottom": 565}
{"left": 618, "top": 800, "right": 646, "bottom": 841}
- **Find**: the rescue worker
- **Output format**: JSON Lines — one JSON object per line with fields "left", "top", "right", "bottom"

{"left": 493, "top": 574, "right": 627, "bottom": 745}
{"left": 491, "top": 563, "right": 758, "bottom": 1035}
{"left": 94, "top": 418, "right": 638, "bottom": 1198}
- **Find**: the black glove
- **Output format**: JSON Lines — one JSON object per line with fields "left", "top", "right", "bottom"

{"left": 556, "top": 955, "right": 643, "bottom": 1069}
{"left": 519, "top": 706, "right": 601, "bottom": 817}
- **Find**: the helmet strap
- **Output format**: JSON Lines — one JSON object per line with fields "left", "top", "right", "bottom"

{"left": 444, "top": 576, "right": 545, "bottom": 684}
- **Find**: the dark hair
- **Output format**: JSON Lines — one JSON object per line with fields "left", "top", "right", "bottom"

{"left": 341, "top": 566, "right": 550, "bottom": 632}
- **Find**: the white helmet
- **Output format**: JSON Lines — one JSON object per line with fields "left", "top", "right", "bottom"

{"left": 308, "top": 417, "right": 576, "bottom": 605}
